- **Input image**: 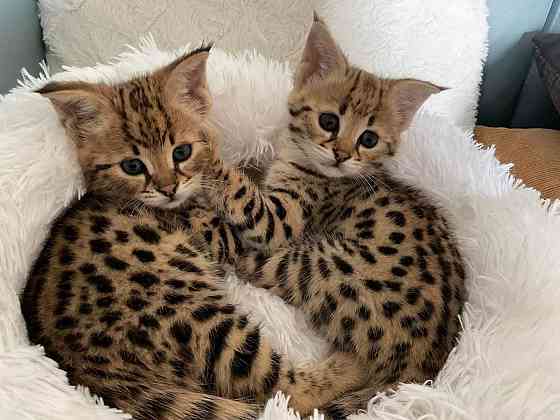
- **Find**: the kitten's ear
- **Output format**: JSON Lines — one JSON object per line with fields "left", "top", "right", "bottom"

{"left": 388, "top": 79, "right": 445, "bottom": 132}
{"left": 37, "top": 81, "right": 111, "bottom": 142}
{"left": 164, "top": 46, "right": 212, "bottom": 115}
{"left": 294, "top": 13, "right": 348, "bottom": 89}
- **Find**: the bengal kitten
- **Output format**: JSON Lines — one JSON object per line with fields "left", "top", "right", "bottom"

{"left": 214, "top": 17, "right": 467, "bottom": 418}
{"left": 21, "top": 47, "right": 369, "bottom": 420}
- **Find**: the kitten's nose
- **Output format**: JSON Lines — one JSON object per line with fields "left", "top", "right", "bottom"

{"left": 334, "top": 149, "right": 351, "bottom": 164}
{"left": 158, "top": 184, "right": 177, "bottom": 198}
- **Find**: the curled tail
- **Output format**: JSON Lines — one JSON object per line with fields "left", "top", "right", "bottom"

{"left": 94, "top": 350, "right": 365, "bottom": 420}
{"left": 100, "top": 385, "right": 258, "bottom": 420}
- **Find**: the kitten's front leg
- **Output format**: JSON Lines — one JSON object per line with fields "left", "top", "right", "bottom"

{"left": 212, "top": 161, "right": 307, "bottom": 253}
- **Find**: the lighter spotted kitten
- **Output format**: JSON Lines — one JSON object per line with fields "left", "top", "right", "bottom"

{"left": 22, "top": 47, "right": 369, "bottom": 420}
{"left": 216, "top": 17, "right": 466, "bottom": 418}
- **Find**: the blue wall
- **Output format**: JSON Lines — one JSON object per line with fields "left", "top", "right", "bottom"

{"left": 0, "top": 0, "right": 44, "bottom": 94}
{"left": 478, "top": 0, "right": 560, "bottom": 127}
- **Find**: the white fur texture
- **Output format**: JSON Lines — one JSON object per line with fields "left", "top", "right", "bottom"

{"left": 38, "top": 0, "right": 487, "bottom": 131}
{"left": 2, "top": 42, "right": 559, "bottom": 420}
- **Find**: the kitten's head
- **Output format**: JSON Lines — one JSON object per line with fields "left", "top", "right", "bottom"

{"left": 39, "top": 46, "right": 218, "bottom": 209}
{"left": 287, "top": 15, "right": 444, "bottom": 178}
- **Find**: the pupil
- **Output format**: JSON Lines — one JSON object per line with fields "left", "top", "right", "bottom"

{"left": 173, "top": 144, "right": 191, "bottom": 162}
{"left": 359, "top": 130, "right": 379, "bottom": 149}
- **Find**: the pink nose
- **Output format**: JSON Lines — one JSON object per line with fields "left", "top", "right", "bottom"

{"left": 158, "top": 184, "right": 176, "bottom": 198}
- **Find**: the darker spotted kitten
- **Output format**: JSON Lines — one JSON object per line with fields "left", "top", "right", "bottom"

{"left": 215, "top": 17, "right": 467, "bottom": 418}
{"left": 22, "top": 47, "right": 369, "bottom": 420}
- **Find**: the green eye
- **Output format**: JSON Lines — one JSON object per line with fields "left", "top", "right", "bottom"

{"left": 120, "top": 158, "right": 146, "bottom": 175}
{"left": 172, "top": 144, "right": 192, "bottom": 163}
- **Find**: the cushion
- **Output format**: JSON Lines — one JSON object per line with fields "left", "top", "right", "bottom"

{"left": 534, "top": 33, "right": 560, "bottom": 118}
{"left": 2, "top": 41, "right": 560, "bottom": 420}
{"left": 38, "top": 0, "right": 488, "bottom": 131}
{"left": 475, "top": 126, "right": 560, "bottom": 200}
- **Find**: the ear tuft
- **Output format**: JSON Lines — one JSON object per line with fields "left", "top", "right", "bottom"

{"left": 37, "top": 81, "right": 110, "bottom": 142}
{"left": 388, "top": 79, "right": 444, "bottom": 132}
{"left": 164, "top": 46, "right": 212, "bottom": 115}
{"left": 294, "top": 14, "right": 348, "bottom": 90}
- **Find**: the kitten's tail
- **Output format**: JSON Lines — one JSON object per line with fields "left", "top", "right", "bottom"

{"left": 97, "top": 350, "right": 366, "bottom": 420}
{"left": 102, "top": 385, "right": 258, "bottom": 420}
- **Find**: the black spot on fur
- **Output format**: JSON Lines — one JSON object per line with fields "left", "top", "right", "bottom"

{"left": 85, "top": 355, "right": 111, "bottom": 365}
{"left": 405, "top": 288, "right": 421, "bottom": 305}
{"left": 332, "top": 255, "right": 353, "bottom": 274}
{"left": 357, "top": 305, "right": 371, "bottom": 320}
{"left": 170, "top": 321, "right": 192, "bottom": 344}
{"left": 384, "top": 280, "right": 402, "bottom": 292}
{"left": 133, "top": 225, "right": 161, "bottom": 244}
{"left": 129, "top": 272, "right": 159, "bottom": 288}
{"left": 400, "top": 256, "right": 414, "bottom": 266}
{"left": 359, "top": 249, "right": 377, "bottom": 264}
{"left": 156, "top": 306, "right": 176, "bottom": 317}
{"left": 79, "top": 263, "right": 96, "bottom": 275}
{"left": 168, "top": 258, "right": 202, "bottom": 274}
{"left": 90, "top": 331, "right": 113, "bottom": 347}
{"left": 375, "top": 196, "right": 390, "bottom": 207}
{"left": 89, "top": 239, "right": 112, "bottom": 254}
{"left": 140, "top": 314, "right": 160, "bottom": 329}
{"left": 79, "top": 303, "right": 93, "bottom": 314}
{"left": 421, "top": 271, "right": 436, "bottom": 284}
{"left": 96, "top": 296, "right": 114, "bottom": 308}
{"left": 165, "top": 279, "right": 186, "bottom": 289}
{"left": 127, "top": 328, "right": 154, "bottom": 349}
{"left": 104, "top": 255, "right": 129, "bottom": 271}
{"left": 418, "top": 300, "right": 435, "bottom": 321}
{"left": 62, "top": 225, "right": 79, "bottom": 242}
{"left": 90, "top": 215, "right": 111, "bottom": 234}
{"left": 378, "top": 246, "right": 398, "bottom": 255}
{"left": 133, "top": 249, "right": 155, "bottom": 263}
{"left": 87, "top": 274, "right": 114, "bottom": 293}
{"left": 58, "top": 246, "right": 75, "bottom": 265}
{"left": 164, "top": 293, "right": 188, "bottom": 305}
{"left": 317, "top": 257, "right": 331, "bottom": 279}
{"left": 55, "top": 316, "right": 77, "bottom": 330}
{"left": 383, "top": 301, "right": 401, "bottom": 318}
{"left": 192, "top": 304, "right": 220, "bottom": 321}
{"left": 391, "top": 267, "right": 408, "bottom": 277}
{"left": 234, "top": 186, "right": 247, "bottom": 200}
{"left": 202, "top": 319, "right": 234, "bottom": 391}
{"left": 263, "top": 352, "right": 282, "bottom": 394}
{"left": 389, "top": 232, "right": 406, "bottom": 244}
{"left": 365, "top": 279, "right": 383, "bottom": 292}
{"left": 126, "top": 296, "right": 149, "bottom": 311}
{"left": 100, "top": 311, "right": 122, "bottom": 327}
{"left": 386, "top": 211, "right": 406, "bottom": 227}
{"left": 115, "top": 230, "right": 129, "bottom": 243}
{"left": 339, "top": 283, "right": 358, "bottom": 301}
{"left": 413, "top": 229, "right": 424, "bottom": 241}
{"left": 231, "top": 329, "right": 261, "bottom": 378}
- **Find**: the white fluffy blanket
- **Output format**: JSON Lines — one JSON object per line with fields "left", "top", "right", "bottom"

{"left": 1, "top": 42, "right": 560, "bottom": 420}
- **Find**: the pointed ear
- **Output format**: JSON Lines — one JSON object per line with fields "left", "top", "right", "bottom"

{"left": 387, "top": 79, "right": 446, "bottom": 132}
{"left": 37, "top": 81, "right": 111, "bottom": 142}
{"left": 294, "top": 13, "right": 348, "bottom": 90}
{"left": 164, "top": 46, "right": 212, "bottom": 115}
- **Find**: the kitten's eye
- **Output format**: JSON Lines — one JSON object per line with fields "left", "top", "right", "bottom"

{"left": 358, "top": 130, "right": 379, "bottom": 149}
{"left": 172, "top": 144, "right": 192, "bottom": 163}
{"left": 120, "top": 158, "right": 146, "bottom": 176}
{"left": 319, "top": 113, "right": 340, "bottom": 132}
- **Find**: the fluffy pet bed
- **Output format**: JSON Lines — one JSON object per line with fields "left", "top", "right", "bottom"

{"left": 1, "top": 39, "right": 559, "bottom": 420}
